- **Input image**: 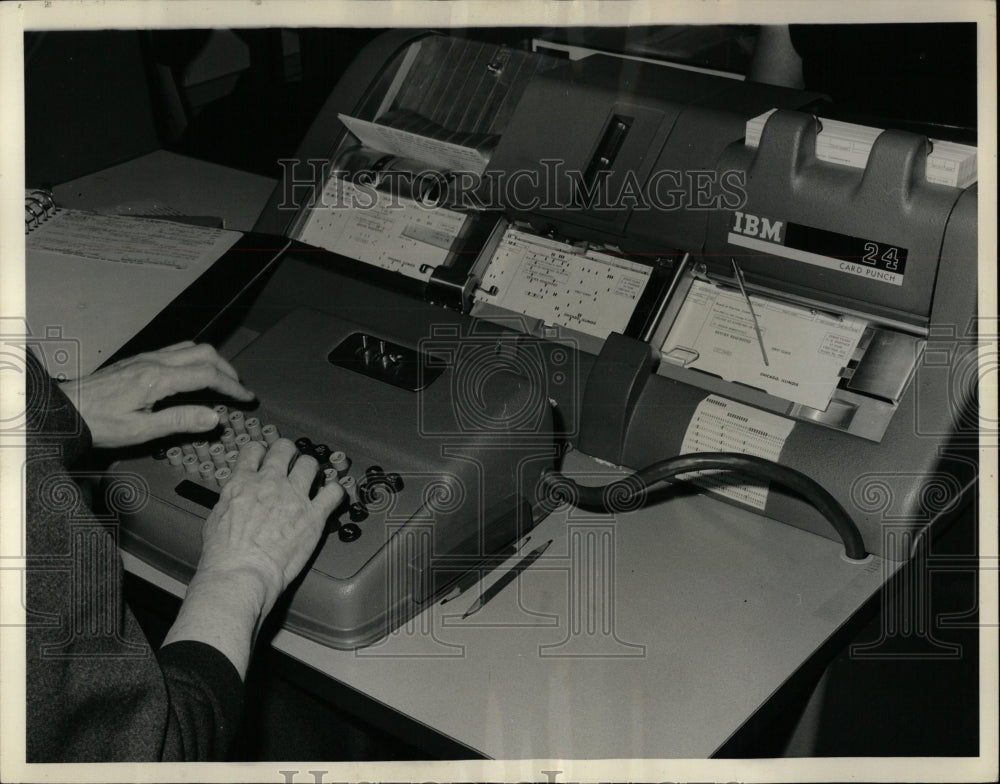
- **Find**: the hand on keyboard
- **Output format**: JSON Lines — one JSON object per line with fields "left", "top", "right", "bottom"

{"left": 70, "top": 341, "right": 255, "bottom": 448}
{"left": 196, "top": 438, "right": 345, "bottom": 615}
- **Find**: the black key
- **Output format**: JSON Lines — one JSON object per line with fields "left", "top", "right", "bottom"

{"left": 339, "top": 523, "right": 362, "bottom": 542}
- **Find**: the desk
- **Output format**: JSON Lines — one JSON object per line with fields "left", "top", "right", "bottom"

{"left": 125, "top": 448, "right": 894, "bottom": 759}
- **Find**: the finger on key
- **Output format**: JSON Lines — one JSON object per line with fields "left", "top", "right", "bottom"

{"left": 313, "top": 480, "right": 346, "bottom": 519}
{"left": 233, "top": 439, "right": 267, "bottom": 474}
{"left": 261, "top": 438, "right": 298, "bottom": 474}
{"left": 288, "top": 452, "right": 319, "bottom": 494}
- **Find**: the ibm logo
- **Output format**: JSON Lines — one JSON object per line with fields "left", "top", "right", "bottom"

{"left": 730, "top": 211, "right": 785, "bottom": 243}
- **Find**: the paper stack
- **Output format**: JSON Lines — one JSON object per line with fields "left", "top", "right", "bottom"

{"left": 745, "top": 109, "right": 977, "bottom": 188}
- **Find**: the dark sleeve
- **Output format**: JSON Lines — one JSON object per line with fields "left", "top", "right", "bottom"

{"left": 157, "top": 641, "right": 245, "bottom": 760}
{"left": 24, "top": 350, "right": 245, "bottom": 761}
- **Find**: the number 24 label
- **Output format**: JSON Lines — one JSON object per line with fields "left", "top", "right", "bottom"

{"left": 863, "top": 241, "right": 900, "bottom": 270}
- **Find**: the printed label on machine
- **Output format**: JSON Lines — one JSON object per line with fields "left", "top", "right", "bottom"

{"left": 681, "top": 395, "right": 795, "bottom": 510}
{"left": 661, "top": 279, "right": 867, "bottom": 411}
{"left": 727, "top": 211, "right": 909, "bottom": 287}
{"left": 298, "top": 177, "right": 467, "bottom": 280}
{"left": 473, "top": 226, "right": 652, "bottom": 340}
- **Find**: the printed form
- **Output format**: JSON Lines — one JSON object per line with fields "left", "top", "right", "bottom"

{"left": 339, "top": 114, "right": 490, "bottom": 175}
{"left": 26, "top": 210, "right": 242, "bottom": 375}
{"left": 298, "top": 178, "right": 467, "bottom": 281}
{"left": 681, "top": 395, "right": 796, "bottom": 510}
{"left": 661, "top": 279, "right": 867, "bottom": 411}
{"left": 26, "top": 209, "right": 238, "bottom": 270}
{"left": 473, "top": 227, "right": 652, "bottom": 340}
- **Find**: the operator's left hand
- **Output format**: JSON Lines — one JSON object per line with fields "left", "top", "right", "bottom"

{"left": 67, "top": 341, "right": 255, "bottom": 448}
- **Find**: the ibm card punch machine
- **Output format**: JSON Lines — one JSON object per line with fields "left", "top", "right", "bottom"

{"left": 109, "top": 31, "right": 980, "bottom": 651}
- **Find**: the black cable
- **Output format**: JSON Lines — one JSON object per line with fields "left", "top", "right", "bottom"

{"left": 542, "top": 452, "right": 867, "bottom": 560}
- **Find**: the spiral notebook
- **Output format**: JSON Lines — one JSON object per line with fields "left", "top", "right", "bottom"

{"left": 25, "top": 189, "right": 249, "bottom": 376}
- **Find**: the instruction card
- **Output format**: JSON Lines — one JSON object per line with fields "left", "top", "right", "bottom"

{"left": 473, "top": 227, "right": 652, "bottom": 340}
{"left": 298, "top": 178, "right": 467, "bottom": 281}
{"left": 339, "top": 114, "right": 490, "bottom": 176}
{"left": 661, "top": 279, "right": 867, "bottom": 411}
{"left": 681, "top": 395, "right": 795, "bottom": 510}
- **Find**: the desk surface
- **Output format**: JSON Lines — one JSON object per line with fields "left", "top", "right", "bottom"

{"left": 29, "top": 151, "right": 277, "bottom": 375}
{"left": 53, "top": 149, "right": 275, "bottom": 232}
{"left": 126, "top": 448, "right": 892, "bottom": 759}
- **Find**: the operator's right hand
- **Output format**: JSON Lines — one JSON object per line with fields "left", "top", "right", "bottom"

{"left": 196, "top": 438, "right": 345, "bottom": 617}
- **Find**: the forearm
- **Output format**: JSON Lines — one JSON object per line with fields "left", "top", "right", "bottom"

{"left": 163, "top": 566, "right": 274, "bottom": 679}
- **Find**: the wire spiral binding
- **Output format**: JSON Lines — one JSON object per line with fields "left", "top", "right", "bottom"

{"left": 25, "top": 189, "right": 58, "bottom": 234}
